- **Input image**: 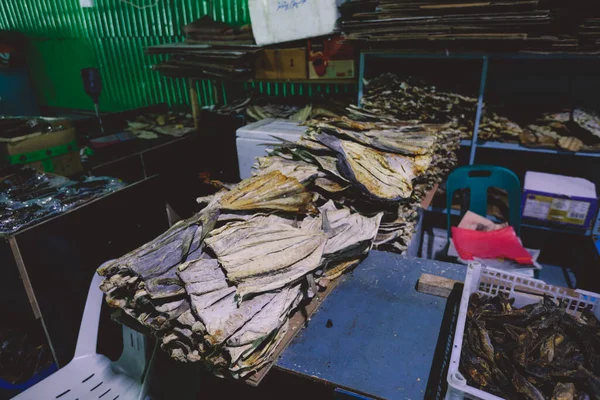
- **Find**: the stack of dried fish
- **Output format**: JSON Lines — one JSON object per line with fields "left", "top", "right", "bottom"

{"left": 362, "top": 74, "right": 600, "bottom": 152}
{"left": 211, "top": 96, "right": 353, "bottom": 124}
{"left": 124, "top": 112, "right": 195, "bottom": 139}
{"left": 148, "top": 17, "right": 260, "bottom": 80}
{"left": 98, "top": 84, "right": 461, "bottom": 378}
{"left": 98, "top": 170, "right": 384, "bottom": 378}
{"left": 253, "top": 104, "right": 460, "bottom": 252}
{"left": 339, "top": 0, "right": 600, "bottom": 54}
{"left": 521, "top": 108, "right": 600, "bottom": 152}
{"left": 461, "top": 292, "right": 600, "bottom": 399}
{"left": 361, "top": 74, "right": 522, "bottom": 140}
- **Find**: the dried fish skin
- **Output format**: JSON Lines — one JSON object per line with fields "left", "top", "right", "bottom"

{"left": 144, "top": 267, "right": 185, "bottom": 299}
{"left": 226, "top": 285, "right": 302, "bottom": 348}
{"left": 314, "top": 120, "right": 437, "bottom": 156}
{"left": 177, "top": 258, "right": 228, "bottom": 296}
{"left": 319, "top": 201, "right": 383, "bottom": 259}
{"left": 316, "top": 133, "right": 414, "bottom": 201}
{"left": 196, "top": 291, "right": 277, "bottom": 346}
{"left": 220, "top": 171, "right": 316, "bottom": 214}
{"left": 253, "top": 156, "right": 319, "bottom": 184}
{"left": 234, "top": 236, "right": 326, "bottom": 299}
{"left": 205, "top": 220, "right": 327, "bottom": 282}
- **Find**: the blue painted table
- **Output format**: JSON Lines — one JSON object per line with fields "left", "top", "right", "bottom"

{"left": 276, "top": 251, "right": 466, "bottom": 400}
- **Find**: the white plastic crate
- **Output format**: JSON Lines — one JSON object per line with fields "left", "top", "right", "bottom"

{"left": 446, "top": 262, "right": 600, "bottom": 400}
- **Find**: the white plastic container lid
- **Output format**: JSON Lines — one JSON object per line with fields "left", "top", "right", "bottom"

{"left": 524, "top": 171, "right": 596, "bottom": 198}
{"left": 236, "top": 118, "right": 307, "bottom": 141}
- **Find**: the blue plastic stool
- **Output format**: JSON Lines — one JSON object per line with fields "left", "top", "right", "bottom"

{"left": 446, "top": 165, "right": 522, "bottom": 238}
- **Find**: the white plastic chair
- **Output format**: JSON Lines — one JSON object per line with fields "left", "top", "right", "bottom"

{"left": 14, "top": 273, "right": 156, "bottom": 400}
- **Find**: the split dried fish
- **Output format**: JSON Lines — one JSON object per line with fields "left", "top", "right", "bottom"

{"left": 461, "top": 292, "right": 600, "bottom": 399}
{"left": 97, "top": 73, "right": 459, "bottom": 381}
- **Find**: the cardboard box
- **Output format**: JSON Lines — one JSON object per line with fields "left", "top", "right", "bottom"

{"left": 1, "top": 120, "right": 82, "bottom": 176}
{"left": 522, "top": 171, "right": 598, "bottom": 229}
{"left": 255, "top": 48, "right": 307, "bottom": 80}
{"left": 308, "top": 36, "right": 355, "bottom": 80}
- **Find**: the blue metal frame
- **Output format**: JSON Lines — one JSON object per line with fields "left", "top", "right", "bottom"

{"left": 357, "top": 51, "right": 600, "bottom": 164}
{"left": 471, "top": 56, "right": 488, "bottom": 165}
{"left": 475, "top": 140, "right": 600, "bottom": 158}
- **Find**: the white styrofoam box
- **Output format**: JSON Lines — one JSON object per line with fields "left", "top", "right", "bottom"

{"left": 446, "top": 263, "right": 600, "bottom": 400}
{"left": 522, "top": 171, "right": 598, "bottom": 229}
{"left": 249, "top": 0, "right": 339, "bottom": 46}
{"left": 236, "top": 118, "right": 307, "bottom": 179}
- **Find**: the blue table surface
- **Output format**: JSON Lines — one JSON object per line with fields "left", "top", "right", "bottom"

{"left": 276, "top": 252, "right": 466, "bottom": 400}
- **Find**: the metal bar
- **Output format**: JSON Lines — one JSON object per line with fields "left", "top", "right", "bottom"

{"left": 358, "top": 53, "right": 366, "bottom": 106}
{"left": 189, "top": 78, "right": 200, "bottom": 131}
{"left": 361, "top": 51, "right": 600, "bottom": 61}
{"left": 476, "top": 141, "right": 600, "bottom": 157}
{"left": 470, "top": 55, "right": 489, "bottom": 165}
{"left": 8, "top": 237, "right": 61, "bottom": 367}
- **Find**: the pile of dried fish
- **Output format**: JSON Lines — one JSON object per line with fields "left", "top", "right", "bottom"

{"left": 211, "top": 96, "right": 352, "bottom": 124}
{"left": 461, "top": 292, "right": 600, "bottom": 399}
{"left": 363, "top": 75, "right": 600, "bottom": 152}
{"left": 125, "top": 112, "right": 195, "bottom": 139}
{"left": 253, "top": 100, "right": 460, "bottom": 253}
{"left": 98, "top": 170, "right": 383, "bottom": 378}
{"left": 98, "top": 85, "right": 460, "bottom": 378}
{"left": 521, "top": 109, "right": 600, "bottom": 152}
{"left": 360, "top": 74, "right": 522, "bottom": 140}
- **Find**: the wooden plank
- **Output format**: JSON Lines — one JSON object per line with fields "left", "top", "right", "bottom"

{"left": 8, "top": 237, "right": 42, "bottom": 319}
{"left": 420, "top": 183, "right": 439, "bottom": 209}
{"left": 417, "top": 273, "right": 461, "bottom": 298}
{"left": 245, "top": 275, "right": 347, "bottom": 387}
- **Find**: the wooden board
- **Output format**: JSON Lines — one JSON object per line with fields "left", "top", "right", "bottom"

{"left": 245, "top": 275, "right": 347, "bottom": 386}
{"left": 417, "top": 273, "right": 461, "bottom": 298}
{"left": 421, "top": 183, "right": 439, "bottom": 209}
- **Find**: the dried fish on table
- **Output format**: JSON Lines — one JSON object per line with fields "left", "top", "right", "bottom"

{"left": 97, "top": 73, "right": 460, "bottom": 381}
{"left": 125, "top": 112, "right": 195, "bottom": 139}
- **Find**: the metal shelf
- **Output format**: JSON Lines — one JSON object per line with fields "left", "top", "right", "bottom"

{"left": 426, "top": 207, "right": 592, "bottom": 236}
{"left": 475, "top": 141, "right": 600, "bottom": 157}
{"left": 361, "top": 51, "right": 600, "bottom": 60}
{"left": 358, "top": 51, "right": 600, "bottom": 164}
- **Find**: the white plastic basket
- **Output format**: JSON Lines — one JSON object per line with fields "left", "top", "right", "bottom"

{"left": 446, "top": 262, "right": 600, "bottom": 400}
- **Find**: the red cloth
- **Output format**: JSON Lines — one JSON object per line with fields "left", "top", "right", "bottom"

{"left": 452, "top": 226, "right": 533, "bottom": 264}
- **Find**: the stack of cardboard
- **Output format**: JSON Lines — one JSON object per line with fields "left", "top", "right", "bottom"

{"left": 339, "top": 0, "right": 600, "bottom": 54}
{"left": 149, "top": 17, "right": 260, "bottom": 80}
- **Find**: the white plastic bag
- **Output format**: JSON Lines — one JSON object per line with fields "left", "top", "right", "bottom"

{"left": 249, "top": 0, "right": 339, "bottom": 46}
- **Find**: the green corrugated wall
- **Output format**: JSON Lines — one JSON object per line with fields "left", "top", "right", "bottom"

{"left": 0, "top": 0, "right": 355, "bottom": 112}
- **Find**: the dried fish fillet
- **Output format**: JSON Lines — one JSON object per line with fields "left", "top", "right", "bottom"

{"left": 314, "top": 121, "right": 437, "bottom": 155}
{"left": 227, "top": 285, "right": 302, "bottom": 347}
{"left": 177, "top": 258, "right": 228, "bottom": 296}
{"left": 234, "top": 237, "right": 325, "bottom": 298}
{"left": 196, "top": 291, "right": 276, "bottom": 346}
{"left": 205, "top": 220, "right": 326, "bottom": 282}
{"left": 253, "top": 156, "right": 319, "bottom": 184}
{"left": 220, "top": 171, "right": 316, "bottom": 214}
{"left": 316, "top": 133, "right": 415, "bottom": 201}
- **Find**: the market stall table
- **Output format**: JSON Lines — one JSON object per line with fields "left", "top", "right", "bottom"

{"left": 275, "top": 251, "right": 466, "bottom": 399}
